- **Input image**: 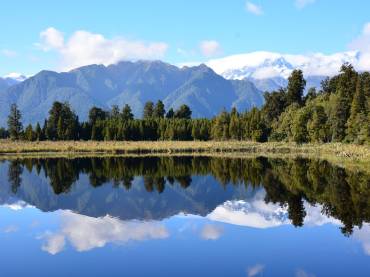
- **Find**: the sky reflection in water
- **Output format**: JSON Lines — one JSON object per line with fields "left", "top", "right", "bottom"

{"left": 0, "top": 156, "right": 369, "bottom": 276}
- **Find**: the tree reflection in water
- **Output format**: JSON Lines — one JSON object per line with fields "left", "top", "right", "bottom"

{"left": 5, "top": 156, "right": 370, "bottom": 236}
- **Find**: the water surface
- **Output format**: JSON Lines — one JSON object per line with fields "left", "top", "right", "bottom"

{"left": 0, "top": 156, "right": 369, "bottom": 276}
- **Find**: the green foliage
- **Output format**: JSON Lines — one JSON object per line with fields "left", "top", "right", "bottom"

{"left": 307, "top": 106, "right": 329, "bottom": 143}
{"left": 174, "top": 104, "right": 192, "bottom": 119}
{"left": 0, "top": 127, "right": 8, "bottom": 138}
{"left": 89, "top": 107, "right": 106, "bottom": 125}
{"left": 262, "top": 89, "right": 287, "bottom": 123}
{"left": 270, "top": 104, "right": 300, "bottom": 142}
{"left": 35, "top": 122, "right": 43, "bottom": 141}
{"left": 7, "top": 103, "right": 23, "bottom": 140}
{"left": 269, "top": 65, "right": 369, "bottom": 144}
{"left": 212, "top": 109, "right": 230, "bottom": 140}
{"left": 153, "top": 100, "right": 166, "bottom": 118}
{"left": 286, "top": 69, "right": 306, "bottom": 106}
{"left": 4, "top": 63, "right": 369, "bottom": 144}
{"left": 121, "top": 104, "right": 134, "bottom": 121}
{"left": 46, "top": 102, "right": 78, "bottom": 140}
{"left": 292, "top": 107, "right": 311, "bottom": 143}
{"left": 166, "top": 108, "right": 174, "bottom": 119}
{"left": 143, "top": 101, "right": 154, "bottom": 119}
{"left": 24, "top": 124, "right": 35, "bottom": 141}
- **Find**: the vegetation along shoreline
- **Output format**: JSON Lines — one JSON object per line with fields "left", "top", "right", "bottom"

{"left": 1, "top": 64, "right": 369, "bottom": 162}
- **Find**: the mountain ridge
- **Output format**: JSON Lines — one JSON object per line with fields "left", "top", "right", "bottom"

{"left": 0, "top": 60, "right": 264, "bottom": 126}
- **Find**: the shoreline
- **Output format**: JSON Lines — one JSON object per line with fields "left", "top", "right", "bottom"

{"left": 1, "top": 140, "right": 369, "bottom": 172}
{"left": 0, "top": 140, "right": 368, "bottom": 155}
{"left": 0, "top": 140, "right": 369, "bottom": 157}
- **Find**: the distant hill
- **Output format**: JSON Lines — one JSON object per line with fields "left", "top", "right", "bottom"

{"left": 0, "top": 61, "right": 264, "bottom": 126}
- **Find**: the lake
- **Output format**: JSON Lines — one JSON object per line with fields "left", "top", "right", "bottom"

{"left": 0, "top": 156, "right": 369, "bottom": 276}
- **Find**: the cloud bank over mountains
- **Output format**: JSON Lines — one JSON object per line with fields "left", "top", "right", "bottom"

{"left": 206, "top": 50, "right": 360, "bottom": 80}
{"left": 27, "top": 20, "right": 370, "bottom": 78}
{"left": 37, "top": 27, "right": 169, "bottom": 71}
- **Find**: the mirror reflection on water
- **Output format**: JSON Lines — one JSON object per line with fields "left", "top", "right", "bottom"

{"left": 0, "top": 156, "right": 369, "bottom": 276}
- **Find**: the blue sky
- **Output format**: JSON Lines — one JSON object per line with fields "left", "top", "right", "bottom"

{"left": 0, "top": 0, "right": 370, "bottom": 75}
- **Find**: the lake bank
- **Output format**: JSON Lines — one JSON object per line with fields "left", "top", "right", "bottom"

{"left": 0, "top": 140, "right": 369, "bottom": 166}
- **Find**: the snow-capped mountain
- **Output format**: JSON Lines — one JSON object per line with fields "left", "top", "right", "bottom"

{"left": 3, "top": 72, "right": 28, "bottom": 83}
{"left": 3, "top": 72, "right": 27, "bottom": 83}
{"left": 207, "top": 51, "right": 360, "bottom": 80}
{"left": 205, "top": 51, "right": 360, "bottom": 91}
{"left": 0, "top": 73, "right": 28, "bottom": 91}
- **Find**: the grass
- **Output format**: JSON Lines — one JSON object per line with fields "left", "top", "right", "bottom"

{"left": 0, "top": 140, "right": 369, "bottom": 172}
{"left": 0, "top": 140, "right": 368, "bottom": 157}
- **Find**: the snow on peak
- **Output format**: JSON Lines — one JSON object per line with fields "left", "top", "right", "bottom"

{"left": 3, "top": 72, "right": 27, "bottom": 82}
{"left": 206, "top": 50, "right": 360, "bottom": 80}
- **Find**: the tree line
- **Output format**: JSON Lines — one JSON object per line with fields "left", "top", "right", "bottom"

{"left": 2, "top": 63, "right": 370, "bottom": 143}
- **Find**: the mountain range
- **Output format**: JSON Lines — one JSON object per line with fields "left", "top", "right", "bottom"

{"left": 1, "top": 50, "right": 358, "bottom": 127}
{"left": 0, "top": 61, "right": 263, "bottom": 126}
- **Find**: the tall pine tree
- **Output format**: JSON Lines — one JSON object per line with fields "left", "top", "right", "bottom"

{"left": 7, "top": 103, "right": 23, "bottom": 140}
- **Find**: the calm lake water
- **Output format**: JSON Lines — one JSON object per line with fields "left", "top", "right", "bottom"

{"left": 0, "top": 156, "right": 369, "bottom": 276}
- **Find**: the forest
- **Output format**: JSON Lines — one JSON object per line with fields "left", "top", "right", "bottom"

{"left": 2, "top": 63, "right": 369, "bottom": 144}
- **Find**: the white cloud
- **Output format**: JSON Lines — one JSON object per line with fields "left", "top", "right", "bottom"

{"left": 295, "top": 0, "right": 316, "bottom": 9}
{"left": 1, "top": 201, "right": 31, "bottom": 210}
{"left": 200, "top": 224, "right": 223, "bottom": 240}
{"left": 353, "top": 224, "right": 370, "bottom": 256}
{"left": 245, "top": 1, "right": 263, "bottom": 16}
{"left": 3, "top": 73, "right": 27, "bottom": 82}
{"left": 39, "top": 27, "right": 64, "bottom": 50}
{"left": 296, "top": 269, "right": 316, "bottom": 277}
{"left": 37, "top": 27, "right": 169, "bottom": 71}
{"left": 199, "top": 40, "right": 222, "bottom": 57}
{"left": 1, "top": 49, "right": 17, "bottom": 58}
{"left": 2, "top": 225, "right": 18, "bottom": 233}
{"left": 206, "top": 50, "right": 359, "bottom": 80}
{"left": 247, "top": 264, "right": 265, "bottom": 277}
{"left": 207, "top": 190, "right": 341, "bottom": 229}
{"left": 40, "top": 211, "right": 169, "bottom": 254}
{"left": 349, "top": 22, "right": 370, "bottom": 70}
{"left": 207, "top": 191, "right": 289, "bottom": 229}
{"left": 41, "top": 232, "right": 66, "bottom": 255}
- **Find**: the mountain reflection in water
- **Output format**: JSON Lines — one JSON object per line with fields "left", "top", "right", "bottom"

{"left": 1, "top": 156, "right": 369, "bottom": 236}
{"left": 1, "top": 156, "right": 369, "bottom": 276}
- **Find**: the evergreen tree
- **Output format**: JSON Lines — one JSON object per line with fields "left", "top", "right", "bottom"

{"left": 143, "top": 101, "right": 154, "bottom": 119}
{"left": 153, "top": 100, "right": 165, "bottom": 118}
{"left": 330, "top": 91, "right": 349, "bottom": 142}
{"left": 292, "top": 108, "right": 311, "bottom": 143}
{"left": 307, "top": 106, "right": 328, "bottom": 143}
{"left": 24, "top": 124, "right": 35, "bottom": 141}
{"left": 166, "top": 108, "right": 174, "bottom": 119}
{"left": 88, "top": 107, "right": 106, "bottom": 125}
{"left": 121, "top": 104, "right": 134, "bottom": 121}
{"left": 110, "top": 105, "right": 120, "bottom": 119}
{"left": 0, "top": 127, "right": 8, "bottom": 139}
{"left": 174, "top": 104, "right": 192, "bottom": 119}
{"left": 346, "top": 77, "right": 367, "bottom": 142}
{"left": 46, "top": 101, "right": 63, "bottom": 140}
{"left": 7, "top": 103, "right": 23, "bottom": 140}
{"left": 286, "top": 69, "right": 306, "bottom": 106}
{"left": 305, "top": 87, "right": 317, "bottom": 103}
{"left": 42, "top": 120, "right": 48, "bottom": 140}
{"left": 212, "top": 109, "right": 230, "bottom": 140}
{"left": 229, "top": 107, "right": 241, "bottom": 140}
{"left": 35, "top": 122, "right": 42, "bottom": 141}
{"left": 262, "top": 89, "right": 287, "bottom": 123}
